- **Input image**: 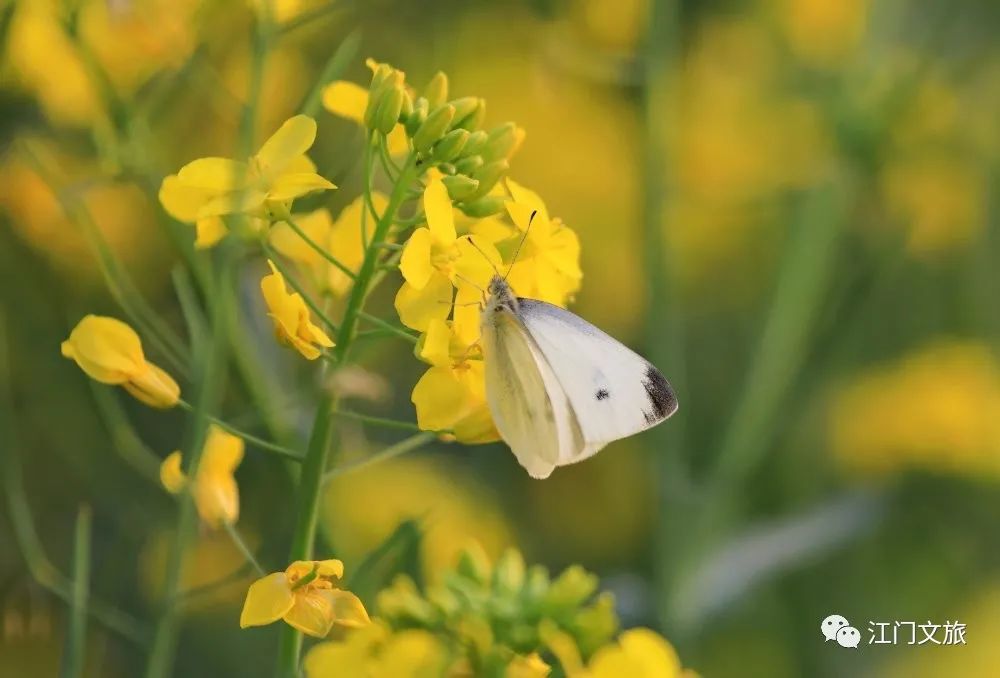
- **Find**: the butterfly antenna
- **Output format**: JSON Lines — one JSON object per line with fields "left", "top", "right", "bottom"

{"left": 464, "top": 236, "right": 502, "bottom": 278}
{"left": 453, "top": 272, "right": 486, "bottom": 294}
{"left": 503, "top": 209, "right": 536, "bottom": 282}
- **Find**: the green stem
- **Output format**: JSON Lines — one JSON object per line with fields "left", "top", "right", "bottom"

{"left": 296, "top": 29, "right": 361, "bottom": 118}
{"left": 323, "top": 432, "right": 436, "bottom": 483}
{"left": 335, "top": 153, "right": 420, "bottom": 363}
{"left": 177, "top": 399, "right": 303, "bottom": 461}
{"left": 357, "top": 311, "right": 419, "bottom": 343}
{"left": 335, "top": 410, "right": 427, "bottom": 432}
{"left": 61, "top": 505, "right": 92, "bottom": 678}
{"left": 224, "top": 521, "right": 266, "bottom": 575}
{"left": 282, "top": 215, "right": 356, "bottom": 279}
{"left": 275, "top": 394, "right": 334, "bottom": 677}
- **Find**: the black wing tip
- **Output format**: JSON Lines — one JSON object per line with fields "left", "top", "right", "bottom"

{"left": 642, "top": 365, "right": 678, "bottom": 424}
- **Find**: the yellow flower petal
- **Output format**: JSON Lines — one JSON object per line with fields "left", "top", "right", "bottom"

{"left": 256, "top": 115, "right": 317, "bottom": 177}
{"left": 399, "top": 227, "right": 434, "bottom": 290}
{"left": 61, "top": 315, "right": 145, "bottom": 384}
{"left": 327, "top": 589, "right": 370, "bottom": 628}
{"left": 122, "top": 361, "right": 181, "bottom": 408}
{"left": 424, "top": 178, "right": 457, "bottom": 245}
{"left": 270, "top": 209, "right": 334, "bottom": 265}
{"left": 417, "top": 319, "right": 452, "bottom": 367}
{"left": 240, "top": 573, "right": 295, "bottom": 628}
{"left": 177, "top": 157, "right": 249, "bottom": 192}
{"left": 507, "top": 653, "right": 551, "bottom": 678}
{"left": 411, "top": 365, "right": 470, "bottom": 432}
{"left": 394, "top": 273, "right": 453, "bottom": 332}
{"left": 197, "top": 188, "right": 268, "bottom": 218}
{"left": 159, "top": 451, "right": 186, "bottom": 494}
{"left": 452, "top": 283, "right": 483, "bottom": 348}
{"left": 283, "top": 587, "right": 337, "bottom": 638}
{"left": 159, "top": 174, "right": 213, "bottom": 223}
{"left": 324, "top": 192, "right": 389, "bottom": 296}
{"left": 321, "top": 80, "right": 369, "bottom": 122}
{"left": 453, "top": 235, "right": 503, "bottom": 289}
{"left": 315, "top": 559, "right": 345, "bottom": 579}
{"left": 267, "top": 172, "right": 336, "bottom": 202}
{"left": 387, "top": 124, "right": 410, "bottom": 156}
{"left": 201, "top": 425, "right": 245, "bottom": 475}
{"left": 506, "top": 178, "right": 549, "bottom": 224}
{"left": 194, "top": 216, "right": 228, "bottom": 249}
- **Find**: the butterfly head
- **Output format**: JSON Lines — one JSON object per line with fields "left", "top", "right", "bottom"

{"left": 485, "top": 275, "right": 518, "bottom": 316}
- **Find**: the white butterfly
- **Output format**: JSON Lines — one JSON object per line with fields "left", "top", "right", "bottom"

{"left": 479, "top": 272, "right": 677, "bottom": 479}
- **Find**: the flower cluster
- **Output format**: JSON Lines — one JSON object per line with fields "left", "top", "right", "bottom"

{"left": 302, "top": 545, "right": 695, "bottom": 677}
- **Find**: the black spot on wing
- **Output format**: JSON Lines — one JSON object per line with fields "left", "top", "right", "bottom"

{"left": 595, "top": 388, "right": 609, "bottom": 401}
{"left": 641, "top": 366, "right": 677, "bottom": 424}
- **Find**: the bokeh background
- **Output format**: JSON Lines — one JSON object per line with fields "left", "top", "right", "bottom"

{"left": 1, "top": 0, "right": 998, "bottom": 676}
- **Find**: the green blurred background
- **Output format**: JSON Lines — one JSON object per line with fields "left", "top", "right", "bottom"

{"left": 1, "top": 0, "right": 998, "bottom": 676}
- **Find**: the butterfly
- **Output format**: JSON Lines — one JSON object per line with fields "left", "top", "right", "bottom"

{"left": 475, "top": 214, "right": 677, "bottom": 479}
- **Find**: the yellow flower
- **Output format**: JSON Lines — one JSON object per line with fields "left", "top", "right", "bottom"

{"left": 159, "top": 115, "right": 335, "bottom": 247}
{"left": 322, "top": 79, "right": 410, "bottom": 155}
{"left": 61, "top": 315, "right": 180, "bottom": 408}
{"left": 829, "top": 341, "right": 1000, "bottom": 478}
{"left": 260, "top": 260, "right": 335, "bottom": 360}
{"left": 548, "top": 626, "right": 693, "bottom": 678}
{"left": 269, "top": 192, "right": 390, "bottom": 297}
{"left": 240, "top": 560, "right": 369, "bottom": 638}
{"left": 411, "top": 319, "right": 499, "bottom": 444}
{"left": 780, "top": 0, "right": 868, "bottom": 67}
{"left": 498, "top": 179, "right": 582, "bottom": 305}
{"left": 304, "top": 623, "right": 454, "bottom": 677}
{"left": 160, "top": 425, "right": 244, "bottom": 528}
{"left": 395, "top": 178, "right": 501, "bottom": 332}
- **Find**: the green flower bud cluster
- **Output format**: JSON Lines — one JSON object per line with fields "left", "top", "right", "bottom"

{"left": 375, "top": 546, "right": 619, "bottom": 674}
{"left": 364, "top": 65, "right": 525, "bottom": 218}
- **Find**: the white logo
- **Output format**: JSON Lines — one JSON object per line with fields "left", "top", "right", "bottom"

{"left": 821, "top": 614, "right": 850, "bottom": 642}
{"left": 836, "top": 625, "right": 861, "bottom": 649}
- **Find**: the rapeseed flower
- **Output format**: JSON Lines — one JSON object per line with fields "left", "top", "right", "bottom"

{"left": 829, "top": 341, "right": 1000, "bottom": 478}
{"left": 260, "top": 261, "right": 335, "bottom": 360}
{"left": 160, "top": 425, "right": 244, "bottom": 528}
{"left": 394, "top": 177, "right": 501, "bottom": 332}
{"left": 323, "top": 80, "right": 410, "bottom": 155}
{"left": 546, "top": 625, "right": 695, "bottom": 678}
{"left": 240, "top": 560, "right": 369, "bottom": 638}
{"left": 61, "top": 315, "right": 179, "bottom": 408}
{"left": 159, "top": 115, "right": 334, "bottom": 248}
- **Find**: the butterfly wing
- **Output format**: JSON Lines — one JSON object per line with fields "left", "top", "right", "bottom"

{"left": 481, "top": 307, "right": 584, "bottom": 479}
{"left": 515, "top": 299, "right": 677, "bottom": 454}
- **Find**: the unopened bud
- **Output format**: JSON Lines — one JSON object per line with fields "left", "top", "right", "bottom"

{"left": 423, "top": 71, "right": 449, "bottom": 109}
{"left": 450, "top": 97, "right": 484, "bottom": 131}
{"left": 413, "top": 104, "right": 456, "bottom": 153}
{"left": 454, "top": 155, "right": 484, "bottom": 176}
{"left": 461, "top": 130, "right": 489, "bottom": 157}
{"left": 442, "top": 175, "right": 479, "bottom": 201}
{"left": 459, "top": 195, "right": 506, "bottom": 218}
{"left": 432, "top": 129, "right": 470, "bottom": 163}
{"left": 483, "top": 122, "right": 523, "bottom": 161}
{"left": 469, "top": 158, "right": 508, "bottom": 199}
{"left": 375, "top": 86, "right": 405, "bottom": 135}
{"left": 405, "top": 97, "right": 428, "bottom": 136}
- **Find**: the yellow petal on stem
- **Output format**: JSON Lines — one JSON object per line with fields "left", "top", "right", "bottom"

{"left": 159, "top": 451, "right": 186, "bottom": 494}
{"left": 177, "top": 157, "right": 249, "bottom": 192}
{"left": 61, "top": 315, "right": 146, "bottom": 384}
{"left": 267, "top": 173, "right": 336, "bottom": 202}
{"left": 197, "top": 188, "right": 268, "bottom": 218}
{"left": 159, "top": 174, "right": 213, "bottom": 222}
{"left": 261, "top": 261, "right": 300, "bottom": 338}
{"left": 256, "top": 115, "right": 318, "bottom": 177}
{"left": 471, "top": 215, "right": 516, "bottom": 243}
{"left": 394, "top": 274, "right": 452, "bottom": 332}
{"left": 615, "top": 629, "right": 683, "bottom": 678}
{"left": 399, "top": 227, "right": 434, "bottom": 290}
{"left": 284, "top": 154, "right": 318, "bottom": 174}
{"left": 270, "top": 209, "right": 334, "bottom": 264}
{"left": 194, "top": 466, "right": 240, "bottom": 528}
{"left": 240, "top": 573, "right": 295, "bottom": 628}
{"left": 195, "top": 216, "right": 228, "bottom": 249}
{"left": 201, "top": 425, "right": 245, "bottom": 474}
{"left": 122, "top": 361, "right": 181, "bottom": 408}
{"left": 386, "top": 124, "right": 410, "bottom": 156}
{"left": 454, "top": 235, "right": 503, "bottom": 288}
{"left": 411, "top": 365, "right": 468, "bottom": 432}
{"left": 321, "top": 81, "right": 369, "bottom": 122}
{"left": 283, "top": 588, "right": 337, "bottom": 638}
{"left": 424, "top": 178, "right": 457, "bottom": 244}
{"left": 327, "top": 589, "right": 370, "bottom": 628}
{"left": 505, "top": 200, "right": 540, "bottom": 236}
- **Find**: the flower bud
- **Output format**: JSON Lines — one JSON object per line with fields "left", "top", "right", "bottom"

{"left": 454, "top": 154, "right": 484, "bottom": 176}
{"left": 399, "top": 90, "right": 414, "bottom": 120}
{"left": 483, "top": 122, "right": 523, "bottom": 161}
{"left": 438, "top": 162, "right": 457, "bottom": 175}
{"left": 369, "top": 63, "right": 393, "bottom": 91}
{"left": 374, "top": 86, "right": 405, "bottom": 135}
{"left": 449, "top": 97, "right": 484, "bottom": 131}
{"left": 493, "top": 548, "right": 526, "bottom": 594}
{"left": 469, "top": 158, "right": 508, "bottom": 199}
{"left": 442, "top": 175, "right": 479, "bottom": 201}
{"left": 405, "top": 97, "right": 428, "bottom": 136}
{"left": 458, "top": 195, "right": 505, "bottom": 217}
{"left": 460, "top": 130, "right": 489, "bottom": 157}
{"left": 423, "top": 71, "right": 449, "bottom": 109}
{"left": 432, "top": 129, "right": 470, "bottom": 163}
{"left": 413, "top": 103, "right": 456, "bottom": 153}
{"left": 455, "top": 544, "right": 492, "bottom": 584}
